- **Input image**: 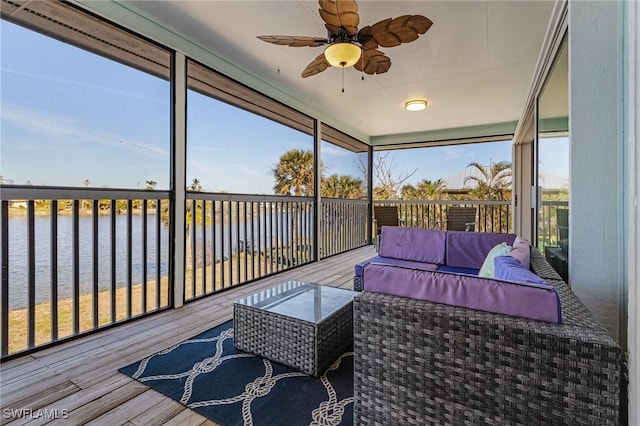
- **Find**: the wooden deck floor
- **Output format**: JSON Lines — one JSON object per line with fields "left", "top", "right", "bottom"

{"left": 0, "top": 246, "right": 375, "bottom": 426}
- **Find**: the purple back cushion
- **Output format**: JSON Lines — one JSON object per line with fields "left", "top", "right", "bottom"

{"left": 354, "top": 256, "right": 438, "bottom": 277}
{"left": 363, "top": 263, "right": 561, "bottom": 323}
{"left": 509, "top": 236, "right": 531, "bottom": 268}
{"left": 494, "top": 256, "right": 548, "bottom": 285}
{"left": 446, "top": 231, "right": 516, "bottom": 269}
{"left": 379, "top": 227, "right": 446, "bottom": 264}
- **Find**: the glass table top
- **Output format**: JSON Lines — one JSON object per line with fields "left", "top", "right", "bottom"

{"left": 235, "top": 281, "right": 359, "bottom": 324}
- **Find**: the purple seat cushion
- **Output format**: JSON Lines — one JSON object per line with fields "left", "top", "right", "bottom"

{"left": 446, "top": 231, "right": 516, "bottom": 269}
{"left": 379, "top": 227, "right": 446, "bottom": 264}
{"left": 363, "top": 263, "right": 561, "bottom": 323}
{"left": 508, "top": 236, "right": 531, "bottom": 268}
{"left": 355, "top": 256, "right": 438, "bottom": 277}
{"left": 494, "top": 256, "right": 548, "bottom": 285}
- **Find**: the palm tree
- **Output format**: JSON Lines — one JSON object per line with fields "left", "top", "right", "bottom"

{"left": 321, "top": 174, "right": 364, "bottom": 199}
{"left": 464, "top": 161, "right": 512, "bottom": 232}
{"left": 402, "top": 179, "right": 447, "bottom": 200}
{"left": 272, "top": 149, "right": 321, "bottom": 265}
{"left": 401, "top": 179, "right": 447, "bottom": 226}
{"left": 464, "top": 161, "right": 512, "bottom": 200}
{"left": 273, "top": 149, "right": 315, "bottom": 196}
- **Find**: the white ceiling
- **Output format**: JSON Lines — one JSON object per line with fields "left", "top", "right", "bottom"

{"left": 122, "top": 0, "right": 554, "bottom": 144}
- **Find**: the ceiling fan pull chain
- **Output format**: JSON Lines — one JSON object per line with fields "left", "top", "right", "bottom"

{"left": 361, "top": 52, "right": 365, "bottom": 81}
{"left": 342, "top": 67, "right": 345, "bottom": 93}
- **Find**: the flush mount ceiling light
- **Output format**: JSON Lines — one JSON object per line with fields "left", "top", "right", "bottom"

{"left": 324, "top": 42, "right": 361, "bottom": 68}
{"left": 405, "top": 100, "right": 428, "bottom": 111}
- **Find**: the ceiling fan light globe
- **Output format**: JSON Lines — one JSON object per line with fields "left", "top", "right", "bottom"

{"left": 324, "top": 43, "right": 361, "bottom": 68}
{"left": 405, "top": 100, "right": 428, "bottom": 111}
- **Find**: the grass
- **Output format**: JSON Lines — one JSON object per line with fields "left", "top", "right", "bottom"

{"left": 5, "top": 253, "right": 286, "bottom": 356}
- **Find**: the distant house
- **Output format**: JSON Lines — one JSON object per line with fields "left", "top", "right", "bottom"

{"left": 9, "top": 200, "right": 27, "bottom": 209}
{"left": 439, "top": 166, "right": 567, "bottom": 195}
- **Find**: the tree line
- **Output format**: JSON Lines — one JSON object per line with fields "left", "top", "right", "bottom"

{"left": 273, "top": 149, "right": 512, "bottom": 201}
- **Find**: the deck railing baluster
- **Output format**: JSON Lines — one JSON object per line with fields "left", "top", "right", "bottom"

{"left": 227, "top": 201, "right": 233, "bottom": 287}
{"left": 250, "top": 202, "right": 255, "bottom": 280}
{"left": 141, "top": 199, "right": 148, "bottom": 313}
{"left": 244, "top": 201, "right": 249, "bottom": 280}
{"left": 72, "top": 200, "right": 80, "bottom": 334}
{"left": 236, "top": 201, "right": 241, "bottom": 284}
{"left": 93, "top": 200, "right": 99, "bottom": 327}
{"left": 212, "top": 200, "right": 217, "bottom": 292}
{"left": 201, "top": 199, "right": 207, "bottom": 297}
{"left": 156, "top": 198, "right": 161, "bottom": 310}
{"left": 50, "top": 200, "right": 58, "bottom": 340}
{"left": 28, "top": 200, "right": 36, "bottom": 348}
{"left": 110, "top": 200, "right": 116, "bottom": 323}
{"left": 1, "top": 201, "right": 7, "bottom": 357}
{"left": 220, "top": 201, "right": 225, "bottom": 290}
{"left": 126, "top": 199, "right": 133, "bottom": 320}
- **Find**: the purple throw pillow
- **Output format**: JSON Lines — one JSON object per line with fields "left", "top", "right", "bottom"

{"left": 494, "top": 255, "right": 548, "bottom": 286}
{"left": 509, "top": 236, "right": 531, "bottom": 268}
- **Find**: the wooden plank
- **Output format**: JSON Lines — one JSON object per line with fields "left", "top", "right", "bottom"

{"left": 6, "top": 374, "right": 132, "bottom": 426}
{"left": 81, "top": 389, "right": 171, "bottom": 425}
{"left": 0, "top": 376, "right": 79, "bottom": 412}
{"left": 44, "top": 381, "right": 149, "bottom": 426}
{"left": 126, "top": 395, "right": 186, "bottom": 426}
{"left": 161, "top": 409, "right": 215, "bottom": 426}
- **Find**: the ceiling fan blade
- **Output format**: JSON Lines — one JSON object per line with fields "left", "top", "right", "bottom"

{"left": 360, "top": 15, "right": 433, "bottom": 48}
{"left": 301, "top": 53, "right": 331, "bottom": 78}
{"left": 257, "top": 35, "right": 328, "bottom": 47}
{"left": 357, "top": 26, "right": 379, "bottom": 50}
{"left": 354, "top": 49, "right": 391, "bottom": 75}
{"left": 319, "top": 0, "right": 359, "bottom": 36}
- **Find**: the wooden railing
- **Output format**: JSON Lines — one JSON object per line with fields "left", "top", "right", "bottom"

{"left": 4, "top": 185, "right": 564, "bottom": 359}
{"left": 538, "top": 200, "right": 569, "bottom": 250}
{"left": 0, "top": 185, "right": 172, "bottom": 358}
{"left": 184, "top": 193, "right": 315, "bottom": 302}
{"left": 373, "top": 200, "right": 513, "bottom": 234}
{"left": 319, "top": 198, "right": 368, "bottom": 258}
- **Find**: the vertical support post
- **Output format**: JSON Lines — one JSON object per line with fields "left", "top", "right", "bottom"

{"left": 1, "top": 201, "right": 8, "bottom": 357}
{"left": 314, "top": 120, "right": 322, "bottom": 261}
{"left": 172, "top": 52, "right": 187, "bottom": 308}
{"left": 367, "top": 145, "right": 374, "bottom": 245}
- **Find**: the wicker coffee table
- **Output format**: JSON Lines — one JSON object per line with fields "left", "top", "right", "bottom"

{"left": 233, "top": 281, "right": 358, "bottom": 376}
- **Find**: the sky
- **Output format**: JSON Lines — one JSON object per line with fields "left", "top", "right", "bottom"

{"left": 1, "top": 20, "right": 568, "bottom": 194}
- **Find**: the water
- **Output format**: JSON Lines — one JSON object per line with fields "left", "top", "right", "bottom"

{"left": 3, "top": 210, "right": 310, "bottom": 309}
{"left": 4, "top": 215, "right": 170, "bottom": 310}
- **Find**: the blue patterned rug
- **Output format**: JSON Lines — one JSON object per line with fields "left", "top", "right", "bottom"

{"left": 119, "top": 321, "right": 353, "bottom": 426}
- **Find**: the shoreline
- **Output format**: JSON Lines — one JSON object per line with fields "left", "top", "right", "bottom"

{"left": 5, "top": 253, "right": 278, "bottom": 356}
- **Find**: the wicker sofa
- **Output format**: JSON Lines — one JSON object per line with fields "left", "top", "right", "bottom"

{"left": 353, "top": 247, "right": 622, "bottom": 425}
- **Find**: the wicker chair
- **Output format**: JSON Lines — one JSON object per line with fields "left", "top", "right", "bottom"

{"left": 445, "top": 206, "right": 477, "bottom": 231}
{"left": 373, "top": 205, "right": 400, "bottom": 238}
{"left": 373, "top": 205, "right": 400, "bottom": 251}
{"left": 557, "top": 208, "right": 569, "bottom": 251}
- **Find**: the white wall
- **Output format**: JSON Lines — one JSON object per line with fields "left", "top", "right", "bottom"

{"left": 569, "top": 1, "right": 625, "bottom": 342}
{"left": 626, "top": 0, "right": 639, "bottom": 423}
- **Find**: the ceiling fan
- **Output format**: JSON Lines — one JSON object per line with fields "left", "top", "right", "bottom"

{"left": 257, "top": 0, "right": 433, "bottom": 79}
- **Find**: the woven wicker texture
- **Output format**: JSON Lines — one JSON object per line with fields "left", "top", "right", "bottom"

{"left": 373, "top": 206, "right": 400, "bottom": 235}
{"left": 354, "top": 275, "right": 364, "bottom": 292}
{"left": 446, "top": 206, "right": 477, "bottom": 231}
{"left": 234, "top": 303, "right": 353, "bottom": 376}
{"left": 353, "top": 249, "right": 621, "bottom": 425}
